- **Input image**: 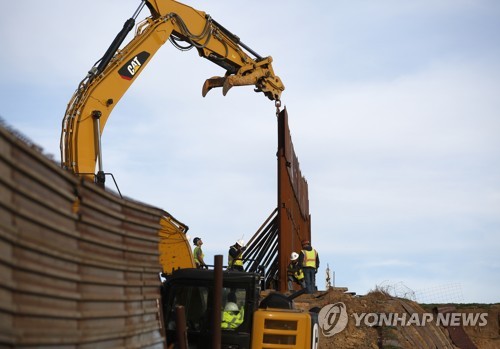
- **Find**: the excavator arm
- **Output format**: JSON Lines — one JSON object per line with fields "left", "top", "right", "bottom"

{"left": 61, "top": 0, "right": 284, "bottom": 182}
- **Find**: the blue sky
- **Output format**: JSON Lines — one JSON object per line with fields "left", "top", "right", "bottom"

{"left": 1, "top": 1, "right": 499, "bottom": 303}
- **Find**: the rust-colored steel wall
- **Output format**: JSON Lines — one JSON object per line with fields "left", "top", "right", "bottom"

{"left": 277, "top": 108, "right": 311, "bottom": 292}
{"left": 0, "top": 125, "right": 167, "bottom": 348}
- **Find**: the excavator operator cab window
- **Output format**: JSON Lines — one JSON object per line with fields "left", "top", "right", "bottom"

{"left": 166, "top": 285, "right": 209, "bottom": 332}
{"left": 164, "top": 284, "right": 250, "bottom": 331}
{"left": 221, "top": 287, "right": 247, "bottom": 331}
{"left": 162, "top": 274, "right": 257, "bottom": 348}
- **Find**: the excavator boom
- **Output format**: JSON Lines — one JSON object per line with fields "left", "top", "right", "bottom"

{"left": 61, "top": 0, "right": 284, "bottom": 181}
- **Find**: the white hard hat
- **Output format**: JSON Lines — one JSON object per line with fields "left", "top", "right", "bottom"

{"left": 224, "top": 302, "right": 239, "bottom": 312}
{"left": 290, "top": 252, "right": 299, "bottom": 261}
{"left": 236, "top": 239, "right": 246, "bottom": 247}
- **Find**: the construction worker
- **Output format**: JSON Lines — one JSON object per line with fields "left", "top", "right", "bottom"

{"left": 298, "top": 240, "right": 319, "bottom": 294}
{"left": 193, "top": 237, "right": 207, "bottom": 269}
{"left": 221, "top": 302, "right": 244, "bottom": 329}
{"left": 228, "top": 239, "right": 246, "bottom": 271}
{"left": 287, "top": 252, "right": 306, "bottom": 291}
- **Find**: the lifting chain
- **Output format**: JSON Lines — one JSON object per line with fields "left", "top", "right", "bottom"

{"left": 275, "top": 99, "right": 282, "bottom": 117}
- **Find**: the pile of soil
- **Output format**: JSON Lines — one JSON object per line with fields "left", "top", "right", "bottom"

{"left": 292, "top": 288, "right": 499, "bottom": 349}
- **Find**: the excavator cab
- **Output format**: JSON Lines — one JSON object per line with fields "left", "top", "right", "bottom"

{"left": 160, "top": 269, "right": 260, "bottom": 349}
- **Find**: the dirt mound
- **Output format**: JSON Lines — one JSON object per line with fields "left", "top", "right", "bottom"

{"left": 293, "top": 288, "right": 499, "bottom": 349}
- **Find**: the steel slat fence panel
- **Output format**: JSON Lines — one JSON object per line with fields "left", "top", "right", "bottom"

{"left": 0, "top": 125, "right": 166, "bottom": 348}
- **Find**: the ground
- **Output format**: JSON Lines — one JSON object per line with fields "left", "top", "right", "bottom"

{"left": 291, "top": 288, "right": 499, "bottom": 349}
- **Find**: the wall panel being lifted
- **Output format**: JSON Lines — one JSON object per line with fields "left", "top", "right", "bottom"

{"left": 277, "top": 108, "right": 311, "bottom": 292}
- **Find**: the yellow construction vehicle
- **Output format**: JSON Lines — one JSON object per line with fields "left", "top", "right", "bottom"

{"left": 61, "top": 0, "right": 284, "bottom": 186}
{"left": 61, "top": 1, "right": 318, "bottom": 348}
{"left": 161, "top": 268, "right": 320, "bottom": 349}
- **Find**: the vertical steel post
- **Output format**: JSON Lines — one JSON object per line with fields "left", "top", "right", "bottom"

{"left": 175, "top": 306, "right": 188, "bottom": 349}
{"left": 212, "top": 255, "right": 223, "bottom": 349}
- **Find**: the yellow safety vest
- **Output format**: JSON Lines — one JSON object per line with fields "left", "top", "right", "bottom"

{"left": 228, "top": 248, "right": 243, "bottom": 267}
{"left": 302, "top": 249, "right": 317, "bottom": 268}
{"left": 288, "top": 263, "right": 304, "bottom": 280}
{"left": 221, "top": 307, "right": 244, "bottom": 329}
{"left": 194, "top": 246, "right": 204, "bottom": 265}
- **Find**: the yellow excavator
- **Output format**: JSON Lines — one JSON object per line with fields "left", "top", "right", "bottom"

{"left": 61, "top": 1, "right": 318, "bottom": 348}
{"left": 60, "top": 0, "right": 283, "bottom": 186}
